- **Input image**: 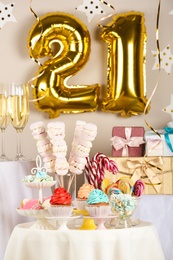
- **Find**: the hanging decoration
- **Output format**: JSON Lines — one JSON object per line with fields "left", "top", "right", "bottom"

{"left": 152, "top": 45, "right": 173, "bottom": 75}
{"left": 0, "top": 2, "right": 16, "bottom": 29}
{"left": 101, "top": 11, "right": 149, "bottom": 117}
{"left": 28, "top": 12, "right": 100, "bottom": 119}
{"left": 163, "top": 94, "right": 173, "bottom": 120}
{"left": 76, "top": 0, "right": 114, "bottom": 23}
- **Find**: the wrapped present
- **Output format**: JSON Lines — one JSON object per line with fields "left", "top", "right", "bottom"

{"left": 105, "top": 157, "right": 173, "bottom": 194}
{"left": 144, "top": 129, "right": 173, "bottom": 156}
{"left": 111, "top": 127, "right": 145, "bottom": 157}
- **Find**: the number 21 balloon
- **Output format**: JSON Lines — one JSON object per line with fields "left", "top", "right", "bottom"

{"left": 101, "top": 11, "right": 150, "bottom": 117}
{"left": 28, "top": 12, "right": 100, "bottom": 118}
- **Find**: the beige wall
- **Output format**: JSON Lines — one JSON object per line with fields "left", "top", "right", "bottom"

{"left": 1, "top": 0, "right": 173, "bottom": 166}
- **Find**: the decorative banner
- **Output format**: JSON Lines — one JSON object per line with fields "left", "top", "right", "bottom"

{"left": 101, "top": 11, "right": 149, "bottom": 117}
{"left": 152, "top": 45, "right": 173, "bottom": 75}
{"left": 0, "top": 1, "right": 16, "bottom": 29}
{"left": 28, "top": 12, "right": 100, "bottom": 118}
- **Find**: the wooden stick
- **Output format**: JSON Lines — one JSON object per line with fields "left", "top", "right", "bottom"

{"left": 67, "top": 173, "right": 75, "bottom": 192}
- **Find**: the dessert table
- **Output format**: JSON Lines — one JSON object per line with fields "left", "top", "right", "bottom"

{"left": 0, "top": 161, "right": 173, "bottom": 260}
{"left": 4, "top": 221, "right": 165, "bottom": 260}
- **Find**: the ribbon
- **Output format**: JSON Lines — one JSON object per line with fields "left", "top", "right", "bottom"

{"left": 145, "top": 138, "right": 163, "bottom": 156}
{"left": 126, "top": 157, "right": 163, "bottom": 193}
{"left": 111, "top": 127, "right": 145, "bottom": 156}
{"left": 143, "top": 0, "right": 161, "bottom": 137}
{"left": 164, "top": 127, "right": 173, "bottom": 152}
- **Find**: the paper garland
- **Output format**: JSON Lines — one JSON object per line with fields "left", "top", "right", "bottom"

{"left": 163, "top": 94, "right": 173, "bottom": 120}
{"left": 152, "top": 45, "right": 173, "bottom": 75}
{"left": 76, "top": 0, "right": 114, "bottom": 23}
{"left": 0, "top": 1, "right": 16, "bottom": 29}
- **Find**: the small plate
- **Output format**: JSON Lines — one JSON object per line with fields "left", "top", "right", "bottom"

{"left": 23, "top": 181, "right": 56, "bottom": 189}
{"left": 16, "top": 208, "right": 50, "bottom": 219}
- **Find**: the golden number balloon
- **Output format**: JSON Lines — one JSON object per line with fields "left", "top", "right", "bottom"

{"left": 28, "top": 12, "right": 100, "bottom": 118}
{"left": 101, "top": 11, "right": 150, "bottom": 117}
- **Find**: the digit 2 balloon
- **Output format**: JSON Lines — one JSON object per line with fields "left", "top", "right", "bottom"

{"left": 28, "top": 12, "right": 100, "bottom": 118}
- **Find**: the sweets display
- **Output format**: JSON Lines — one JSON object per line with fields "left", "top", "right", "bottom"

{"left": 109, "top": 193, "right": 137, "bottom": 219}
{"left": 30, "top": 120, "right": 98, "bottom": 193}
{"left": 26, "top": 120, "right": 148, "bottom": 229}
{"left": 102, "top": 177, "right": 145, "bottom": 197}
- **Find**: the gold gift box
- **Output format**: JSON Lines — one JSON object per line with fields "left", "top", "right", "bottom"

{"left": 105, "top": 157, "right": 173, "bottom": 194}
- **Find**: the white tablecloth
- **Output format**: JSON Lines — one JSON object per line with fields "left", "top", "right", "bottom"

{"left": 4, "top": 221, "right": 165, "bottom": 260}
{"left": 0, "top": 161, "right": 53, "bottom": 260}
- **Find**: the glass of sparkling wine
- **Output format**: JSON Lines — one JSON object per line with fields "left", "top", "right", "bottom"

{"left": 0, "top": 83, "right": 11, "bottom": 161}
{"left": 7, "top": 82, "right": 30, "bottom": 161}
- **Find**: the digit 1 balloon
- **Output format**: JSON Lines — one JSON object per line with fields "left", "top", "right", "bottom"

{"left": 28, "top": 12, "right": 100, "bottom": 118}
{"left": 101, "top": 11, "right": 150, "bottom": 117}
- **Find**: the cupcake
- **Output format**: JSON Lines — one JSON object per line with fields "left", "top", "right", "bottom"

{"left": 86, "top": 189, "right": 111, "bottom": 217}
{"left": 75, "top": 183, "right": 94, "bottom": 210}
{"left": 48, "top": 187, "right": 73, "bottom": 217}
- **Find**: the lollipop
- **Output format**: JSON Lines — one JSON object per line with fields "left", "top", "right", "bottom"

{"left": 133, "top": 179, "right": 145, "bottom": 197}
{"left": 116, "top": 177, "right": 134, "bottom": 195}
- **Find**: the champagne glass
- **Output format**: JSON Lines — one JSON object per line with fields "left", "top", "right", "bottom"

{"left": 0, "top": 83, "right": 11, "bottom": 161}
{"left": 7, "top": 83, "right": 30, "bottom": 161}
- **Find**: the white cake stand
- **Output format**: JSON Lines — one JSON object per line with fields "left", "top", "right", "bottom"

{"left": 84, "top": 215, "right": 117, "bottom": 230}
{"left": 23, "top": 181, "right": 56, "bottom": 203}
{"left": 16, "top": 209, "right": 55, "bottom": 229}
{"left": 46, "top": 215, "right": 82, "bottom": 230}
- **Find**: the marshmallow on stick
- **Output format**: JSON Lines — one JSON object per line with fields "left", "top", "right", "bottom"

{"left": 69, "top": 120, "right": 86, "bottom": 163}
{"left": 30, "top": 121, "right": 55, "bottom": 173}
{"left": 85, "top": 152, "right": 118, "bottom": 189}
{"left": 47, "top": 121, "right": 69, "bottom": 187}
{"left": 69, "top": 123, "right": 97, "bottom": 175}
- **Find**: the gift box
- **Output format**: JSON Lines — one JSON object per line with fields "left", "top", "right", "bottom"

{"left": 105, "top": 157, "right": 173, "bottom": 194}
{"left": 144, "top": 130, "right": 173, "bottom": 156}
{"left": 111, "top": 127, "right": 145, "bottom": 157}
